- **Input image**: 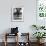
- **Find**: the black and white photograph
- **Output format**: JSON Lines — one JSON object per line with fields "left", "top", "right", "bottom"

{"left": 11, "top": 7, "right": 24, "bottom": 22}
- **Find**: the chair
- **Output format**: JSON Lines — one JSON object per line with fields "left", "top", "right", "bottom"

{"left": 4, "top": 27, "right": 19, "bottom": 46}
{"left": 4, "top": 33, "right": 18, "bottom": 46}
{"left": 18, "top": 33, "right": 30, "bottom": 46}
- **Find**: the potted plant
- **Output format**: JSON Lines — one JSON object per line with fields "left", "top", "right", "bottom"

{"left": 33, "top": 32, "right": 46, "bottom": 43}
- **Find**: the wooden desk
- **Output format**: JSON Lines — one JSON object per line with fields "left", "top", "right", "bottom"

{"left": 4, "top": 33, "right": 18, "bottom": 46}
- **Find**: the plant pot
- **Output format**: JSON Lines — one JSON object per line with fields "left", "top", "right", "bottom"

{"left": 37, "top": 39, "right": 45, "bottom": 44}
{"left": 40, "top": 38, "right": 45, "bottom": 43}
{"left": 37, "top": 39, "right": 40, "bottom": 43}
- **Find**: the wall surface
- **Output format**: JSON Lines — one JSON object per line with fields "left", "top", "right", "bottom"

{"left": 0, "top": 0, "right": 36, "bottom": 42}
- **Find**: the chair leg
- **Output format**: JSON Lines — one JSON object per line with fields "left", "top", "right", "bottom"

{"left": 4, "top": 33, "right": 7, "bottom": 46}
{"left": 4, "top": 41, "right": 7, "bottom": 46}
{"left": 15, "top": 34, "right": 18, "bottom": 46}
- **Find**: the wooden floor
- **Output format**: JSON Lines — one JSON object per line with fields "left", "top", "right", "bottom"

{"left": 0, "top": 42, "right": 46, "bottom": 46}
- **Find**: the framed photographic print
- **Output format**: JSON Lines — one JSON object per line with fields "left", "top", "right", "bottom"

{"left": 11, "top": 7, "right": 24, "bottom": 22}
{"left": 36, "top": 0, "right": 46, "bottom": 26}
{"left": 37, "top": 0, "right": 46, "bottom": 20}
